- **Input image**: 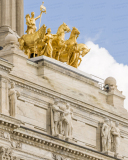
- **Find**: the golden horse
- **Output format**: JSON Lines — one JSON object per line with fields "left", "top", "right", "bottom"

{"left": 52, "top": 22, "right": 71, "bottom": 60}
{"left": 59, "top": 27, "right": 90, "bottom": 68}
{"left": 59, "top": 43, "right": 90, "bottom": 68}
{"left": 65, "top": 27, "right": 80, "bottom": 46}
{"left": 18, "top": 24, "right": 46, "bottom": 58}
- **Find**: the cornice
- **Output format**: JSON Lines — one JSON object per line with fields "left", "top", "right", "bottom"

{"left": 11, "top": 126, "right": 118, "bottom": 160}
{"left": 0, "top": 58, "right": 13, "bottom": 73}
{"left": 0, "top": 117, "right": 121, "bottom": 160}
{"left": 0, "top": 114, "right": 23, "bottom": 132}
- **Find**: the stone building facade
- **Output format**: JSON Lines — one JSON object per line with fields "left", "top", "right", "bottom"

{"left": 0, "top": 1, "right": 128, "bottom": 160}
{"left": 0, "top": 34, "right": 127, "bottom": 160}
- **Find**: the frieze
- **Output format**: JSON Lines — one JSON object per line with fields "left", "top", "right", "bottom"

{"left": 8, "top": 78, "right": 128, "bottom": 128}
{"left": 0, "top": 146, "right": 23, "bottom": 160}
{"left": 0, "top": 129, "right": 22, "bottom": 149}
{"left": 0, "top": 146, "right": 13, "bottom": 160}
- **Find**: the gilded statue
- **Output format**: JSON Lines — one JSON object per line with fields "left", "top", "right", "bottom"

{"left": 36, "top": 28, "right": 53, "bottom": 58}
{"left": 25, "top": 12, "right": 42, "bottom": 35}
{"left": 8, "top": 82, "right": 20, "bottom": 117}
{"left": 19, "top": 24, "right": 46, "bottom": 58}
{"left": 25, "top": 2, "right": 46, "bottom": 34}
{"left": 19, "top": 2, "right": 46, "bottom": 58}
{"left": 18, "top": 2, "right": 90, "bottom": 68}
{"left": 59, "top": 27, "right": 90, "bottom": 68}
{"left": 52, "top": 22, "right": 71, "bottom": 60}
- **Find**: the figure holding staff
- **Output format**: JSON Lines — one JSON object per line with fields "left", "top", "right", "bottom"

{"left": 25, "top": 2, "right": 46, "bottom": 34}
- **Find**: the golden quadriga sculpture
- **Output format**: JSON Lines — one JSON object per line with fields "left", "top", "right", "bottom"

{"left": 18, "top": 2, "right": 90, "bottom": 68}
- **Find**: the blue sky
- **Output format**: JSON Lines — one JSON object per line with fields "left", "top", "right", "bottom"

{"left": 24, "top": 0, "right": 128, "bottom": 65}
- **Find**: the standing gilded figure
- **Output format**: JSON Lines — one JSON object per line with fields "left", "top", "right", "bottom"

{"left": 40, "top": 28, "right": 53, "bottom": 58}
{"left": 25, "top": 11, "right": 44, "bottom": 34}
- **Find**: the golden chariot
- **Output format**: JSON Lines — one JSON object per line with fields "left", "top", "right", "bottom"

{"left": 18, "top": 2, "right": 90, "bottom": 68}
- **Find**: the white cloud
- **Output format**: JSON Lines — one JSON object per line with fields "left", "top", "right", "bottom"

{"left": 79, "top": 41, "right": 128, "bottom": 110}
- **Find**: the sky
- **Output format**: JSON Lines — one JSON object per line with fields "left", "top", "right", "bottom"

{"left": 24, "top": 0, "right": 128, "bottom": 110}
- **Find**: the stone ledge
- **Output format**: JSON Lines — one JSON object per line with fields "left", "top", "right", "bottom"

{"left": 28, "top": 56, "right": 99, "bottom": 86}
{"left": 0, "top": 114, "right": 23, "bottom": 130}
{"left": 11, "top": 126, "right": 120, "bottom": 160}
{"left": 0, "top": 58, "right": 14, "bottom": 73}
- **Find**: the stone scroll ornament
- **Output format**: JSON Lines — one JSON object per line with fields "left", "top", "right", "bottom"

{"left": 51, "top": 100, "right": 73, "bottom": 139}
{"left": 18, "top": 2, "right": 90, "bottom": 68}
{"left": 8, "top": 82, "right": 20, "bottom": 117}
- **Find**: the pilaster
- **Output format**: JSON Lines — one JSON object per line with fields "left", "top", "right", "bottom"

{"left": 16, "top": 0, "right": 24, "bottom": 37}
{"left": 0, "top": 75, "right": 9, "bottom": 116}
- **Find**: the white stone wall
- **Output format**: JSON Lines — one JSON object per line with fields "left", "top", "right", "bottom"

{"left": 0, "top": 42, "right": 127, "bottom": 159}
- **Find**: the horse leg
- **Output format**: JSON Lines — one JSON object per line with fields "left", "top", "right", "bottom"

{"left": 78, "top": 57, "right": 82, "bottom": 67}
{"left": 56, "top": 51, "right": 61, "bottom": 60}
{"left": 69, "top": 53, "right": 76, "bottom": 66}
{"left": 57, "top": 42, "right": 66, "bottom": 61}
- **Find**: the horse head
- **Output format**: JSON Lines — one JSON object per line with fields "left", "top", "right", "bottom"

{"left": 77, "top": 43, "right": 90, "bottom": 57}
{"left": 62, "top": 22, "right": 71, "bottom": 33}
{"left": 57, "top": 23, "right": 71, "bottom": 35}
{"left": 82, "top": 48, "right": 90, "bottom": 57}
{"left": 71, "top": 27, "right": 80, "bottom": 39}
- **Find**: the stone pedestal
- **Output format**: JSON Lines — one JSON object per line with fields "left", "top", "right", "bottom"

{"left": 0, "top": 26, "right": 19, "bottom": 47}
{"left": 65, "top": 138, "right": 75, "bottom": 143}
{"left": 114, "top": 153, "right": 122, "bottom": 159}
{"left": 56, "top": 134, "right": 65, "bottom": 140}
{"left": 103, "top": 151, "right": 114, "bottom": 157}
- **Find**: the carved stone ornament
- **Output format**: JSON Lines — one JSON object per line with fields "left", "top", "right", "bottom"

{"left": 3, "top": 131, "right": 10, "bottom": 140}
{"left": 11, "top": 141, "right": 22, "bottom": 149}
{"left": 101, "top": 118, "right": 111, "bottom": 152}
{"left": 52, "top": 153, "right": 71, "bottom": 160}
{"left": 0, "top": 146, "right": 23, "bottom": 160}
{"left": 8, "top": 82, "right": 20, "bottom": 117}
{"left": 51, "top": 100, "right": 73, "bottom": 140}
{"left": 101, "top": 119, "right": 121, "bottom": 156}
{"left": 0, "top": 146, "right": 13, "bottom": 160}
{"left": 111, "top": 122, "right": 121, "bottom": 155}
